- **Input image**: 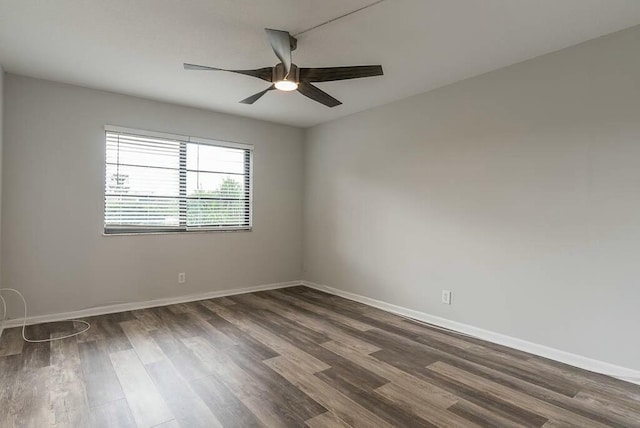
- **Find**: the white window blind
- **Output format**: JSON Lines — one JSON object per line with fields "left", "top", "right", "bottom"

{"left": 104, "top": 127, "right": 252, "bottom": 234}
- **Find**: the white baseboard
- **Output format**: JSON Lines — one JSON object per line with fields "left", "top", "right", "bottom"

{"left": 0, "top": 280, "right": 302, "bottom": 330}
{"left": 301, "top": 280, "right": 640, "bottom": 386}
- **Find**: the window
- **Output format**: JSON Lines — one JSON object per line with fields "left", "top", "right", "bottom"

{"left": 104, "top": 126, "right": 252, "bottom": 234}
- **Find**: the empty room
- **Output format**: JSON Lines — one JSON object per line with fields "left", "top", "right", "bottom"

{"left": 1, "top": 1, "right": 640, "bottom": 427}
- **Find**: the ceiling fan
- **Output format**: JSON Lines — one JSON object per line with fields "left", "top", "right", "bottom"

{"left": 184, "top": 28, "right": 384, "bottom": 107}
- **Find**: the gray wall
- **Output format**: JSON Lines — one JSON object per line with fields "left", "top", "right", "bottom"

{"left": 303, "top": 26, "right": 640, "bottom": 370}
{"left": 0, "top": 66, "right": 4, "bottom": 320}
{"left": 2, "top": 75, "right": 304, "bottom": 318}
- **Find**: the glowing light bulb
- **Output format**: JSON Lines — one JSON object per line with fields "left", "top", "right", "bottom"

{"left": 275, "top": 80, "right": 298, "bottom": 91}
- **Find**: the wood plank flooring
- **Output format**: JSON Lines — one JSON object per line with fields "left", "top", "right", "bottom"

{"left": 1, "top": 286, "right": 639, "bottom": 427}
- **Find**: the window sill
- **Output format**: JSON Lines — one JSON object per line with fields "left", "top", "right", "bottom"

{"left": 102, "top": 227, "right": 252, "bottom": 236}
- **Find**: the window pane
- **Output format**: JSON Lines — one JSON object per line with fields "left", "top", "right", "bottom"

{"left": 186, "top": 142, "right": 246, "bottom": 174}
{"left": 105, "top": 195, "right": 180, "bottom": 227}
{"left": 186, "top": 142, "right": 198, "bottom": 171}
{"left": 106, "top": 164, "right": 180, "bottom": 197}
{"left": 106, "top": 133, "right": 180, "bottom": 169}
{"left": 187, "top": 199, "right": 248, "bottom": 227}
{"left": 186, "top": 172, "right": 247, "bottom": 199}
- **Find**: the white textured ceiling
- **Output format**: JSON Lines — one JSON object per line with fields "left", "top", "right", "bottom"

{"left": 1, "top": 0, "right": 640, "bottom": 127}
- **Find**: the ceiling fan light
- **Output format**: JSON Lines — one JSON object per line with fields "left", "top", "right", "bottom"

{"left": 275, "top": 80, "right": 298, "bottom": 91}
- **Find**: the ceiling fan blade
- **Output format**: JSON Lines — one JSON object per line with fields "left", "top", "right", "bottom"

{"left": 299, "top": 65, "right": 383, "bottom": 82}
{"left": 183, "top": 63, "right": 222, "bottom": 71}
{"left": 297, "top": 82, "right": 342, "bottom": 108}
{"left": 184, "top": 63, "right": 273, "bottom": 82}
{"left": 264, "top": 29, "right": 295, "bottom": 77}
{"left": 239, "top": 85, "right": 275, "bottom": 104}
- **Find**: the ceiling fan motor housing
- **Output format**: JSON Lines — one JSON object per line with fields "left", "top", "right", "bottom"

{"left": 274, "top": 63, "right": 299, "bottom": 82}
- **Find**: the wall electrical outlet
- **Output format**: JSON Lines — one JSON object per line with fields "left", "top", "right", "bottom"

{"left": 178, "top": 272, "right": 186, "bottom": 284}
{"left": 441, "top": 290, "right": 452, "bottom": 305}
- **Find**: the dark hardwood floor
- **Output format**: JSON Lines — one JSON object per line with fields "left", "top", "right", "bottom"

{"left": 1, "top": 286, "right": 639, "bottom": 427}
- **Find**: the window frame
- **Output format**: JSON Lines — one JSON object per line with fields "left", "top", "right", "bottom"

{"left": 103, "top": 125, "right": 254, "bottom": 235}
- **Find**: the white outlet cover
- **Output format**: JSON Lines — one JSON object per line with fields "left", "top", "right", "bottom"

{"left": 442, "top": 290, "right": 452, "bottom": 305}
